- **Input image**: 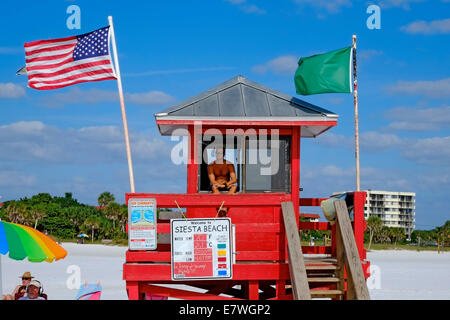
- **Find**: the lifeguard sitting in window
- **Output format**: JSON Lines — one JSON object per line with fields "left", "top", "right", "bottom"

{"left": 207, "top": 147, "right": 237, "bottom": 194}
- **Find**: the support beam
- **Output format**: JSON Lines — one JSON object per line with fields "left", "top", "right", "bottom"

{"left": 126, "top": 281, "right": 140, "bottom": 300}
{"left": 281, "top": 201, "right": 311, "bottom": 300}
{"left": 334, "top": 200, "right": 370, "bottom": 300}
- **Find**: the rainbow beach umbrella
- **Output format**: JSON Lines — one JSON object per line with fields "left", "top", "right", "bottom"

{"left": 0, "top": 220, "right": 68, "bottom": 262}
{"left": 0, "top": 220, "right": 68, "bottom": 296}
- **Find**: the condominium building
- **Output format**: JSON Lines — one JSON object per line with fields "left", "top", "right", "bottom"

{"left": 363, "top": 190, "right": 416, "bottom": 238}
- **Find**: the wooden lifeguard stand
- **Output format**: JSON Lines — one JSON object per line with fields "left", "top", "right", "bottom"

{"left": 123, "top": 76, "right": 370, "bottom": 300}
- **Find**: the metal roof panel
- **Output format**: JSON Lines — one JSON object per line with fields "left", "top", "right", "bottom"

{"left": 242, "top": 85, "right": 271, "bottom": 117}
{"left": 218, "top": 84, "right": 245, "bottom": 116}
{"left": 155, "top": 75, "right": 338, "bottom": 121}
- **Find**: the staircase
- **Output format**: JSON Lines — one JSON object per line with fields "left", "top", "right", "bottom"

{"left": 282, "top": 200, "right": 370, "bottom": 300}
{"left": 305, "top": 257, "right": 343, "bottom": 299}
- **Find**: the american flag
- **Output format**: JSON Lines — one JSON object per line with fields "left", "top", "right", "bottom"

{"left": 24, "top": 26, "right": 117, "bottom": 90}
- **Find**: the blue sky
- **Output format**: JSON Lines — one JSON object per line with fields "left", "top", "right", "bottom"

{"left": 0, "top": 0, "right": 449, "bottom": 229}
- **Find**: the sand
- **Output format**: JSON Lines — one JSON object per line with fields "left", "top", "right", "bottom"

{"left": 1, "top": 243, "right": 449, "bottom": 300}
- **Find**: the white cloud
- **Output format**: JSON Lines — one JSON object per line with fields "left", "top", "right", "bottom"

{"left": 0, "top": 82, "right": 26, "bottom": 99}
{"left": 316, "top": 129, "right": 450, "bottom": 166}
{"left": 38, "top": 87, "right": 175, "bottom": 108}
{"left": 126, "top": 91, "right": 176, "bottom": 106}
{"left": 360, "top": 131, "right": 402, "bottom": 150}
{"left": 386, "top": 78, "right": 450, "bottom": 99}
{"left": 252, "top": 55, "right": 298, "bottom": 75}
{"left": 385, "top": 106, "right": 450, "bottom": 131}
{"left": 321, "top": 165, "right": 354, "bottom": 177}
{"left": 0, "top": 170, "right": 37, "bottom": 187}
{"left": 402, "top": 136, "right": 450, "bottom": 165}
{"left": 294, "top": 0, "right": 352, "bottom": 14}
{"left": 224, "top": 0, "right": 266, "bottom": 15}
{"left": 240, "top": 4, "right": 266, "bottom": 15}
{"left": 315, "top": 132, "right": 352, "bottom": 148}
{"left": 38, "top": 87, "right": 117, "bottom": 108}
{"left": 0, "top": 121, "right": 173, "bottom": 165}
{"left": 378, "top": 0, "right": 425, "bottom": 10}
{"left": 401, "top": 18, "right": 450, "bottom": 34}
{"left": 358, "top": 49, "right": 383, "bottom": 61}
{"left": 301, "top": 164, "right": 413, "bottom": 198}
{"left": 316, "top": 131, "right": 402, "bottom": 152}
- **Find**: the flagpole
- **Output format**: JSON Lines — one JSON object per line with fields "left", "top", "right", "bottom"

{"left": 352, "top": 34, "right": 360, "bottom": 191}
{"left": 108, "top": 16, "right": 136, "bottom": 193}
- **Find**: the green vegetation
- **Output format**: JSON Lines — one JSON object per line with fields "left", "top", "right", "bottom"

{"left": 364, "top": 219, "right": 449, "bottom": 251}
{"left": 0, "top": 192, "right": 128, "bottom": 244}
{"left": 297, "top": 215, "right": 449, "bottom": 252}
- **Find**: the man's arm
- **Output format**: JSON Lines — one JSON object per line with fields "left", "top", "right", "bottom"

{"left": 226, "top": 163, "right": 237, "bottom": 187}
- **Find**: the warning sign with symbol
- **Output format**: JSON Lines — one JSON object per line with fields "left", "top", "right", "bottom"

{"left": 128, "top": 198, "right": 157, "bottom": 250}
{"left": 171, "top": 218, "right": 233, "bottom": 281}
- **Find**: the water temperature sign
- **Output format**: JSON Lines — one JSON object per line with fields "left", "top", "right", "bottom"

{"left": 171, "top": 218, "right": 233, "bottom": 281}
{"left": 128, "top": 198, "right": 157, "bottom": 250}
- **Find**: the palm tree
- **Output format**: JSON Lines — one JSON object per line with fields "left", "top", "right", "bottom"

{"left": 5, "top": 201, "right": 27, "bottom": 224}
{"left": 390, "top": 227, "right": 405, "bottom": 246}
{"left": 29, "top": 205, "right": 47, "bottom": 229}
{"left": 366, "top": 216, "right": 382, "bottom": 250}
{"left": 83, "top": 215, "right": 101, "bottom": 242}
{"left": 118, "top": 205, "right": 128, "bottom": 233}
{"left": 97, "top": 192, "right": 115, "bottom": 209}
{"left": 104, "top": 202, "right": 121, "bottom": 229}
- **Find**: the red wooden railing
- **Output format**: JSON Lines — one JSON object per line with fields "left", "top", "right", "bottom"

{"left": 299, "top": 192, "right": 369, "bottom": 277}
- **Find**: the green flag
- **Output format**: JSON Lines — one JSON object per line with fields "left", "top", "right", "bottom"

{"left": 294, "top": 46, "right": 352, "bottom": 95}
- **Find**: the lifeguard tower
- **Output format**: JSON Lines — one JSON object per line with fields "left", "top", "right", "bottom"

{"left": 123, "top": 75, "right": 370, "bottom": 300}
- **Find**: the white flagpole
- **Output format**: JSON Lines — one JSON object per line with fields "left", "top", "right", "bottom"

{"left": 352, "top": 35, "right": 360, "bottom": 191}
{"left": 108, "top": 16, "right": 136, "bottom": 193}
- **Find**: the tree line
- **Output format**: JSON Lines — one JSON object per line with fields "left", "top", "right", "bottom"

{"left": 366, "top": 216, "right": 449, "bottom": 250}
{"left": 298, "top": 215, "right": 449, "bottom": 250}
{"left": 0, "top": 192, "right": 128, "bottom": 243}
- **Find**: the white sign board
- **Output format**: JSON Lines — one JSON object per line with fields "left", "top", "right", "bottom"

{"left": 171, "top": 218, "right": 233, "bottom": 280}
{"left": 128, "top": 198, "right": 157, "bottom": 250}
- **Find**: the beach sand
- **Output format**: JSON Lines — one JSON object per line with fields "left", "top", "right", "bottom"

{"left": 1, "top": 243, "right": 449, "bottom": 300}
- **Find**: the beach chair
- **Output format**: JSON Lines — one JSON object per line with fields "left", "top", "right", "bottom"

{"left": 75, "top": 281, "right": 102, "bottom": 300}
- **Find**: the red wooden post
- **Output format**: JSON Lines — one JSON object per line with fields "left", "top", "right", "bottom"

{"left": 353, "top": 191, "right": 367, "bottom": 260}
{"left": 276, "top": 280, "right": 286, "bottom": 299}
{"left": 291, "top": 126, "right": 300, "bottom": 221}
{"left": 187, "top": 124, "right": 198, "bottom": 194}
{"left": 126, "top": 281, "right": 140, "bottom": 300}
{"left": 248, "top": 280, "right": 259, "bottom": 300}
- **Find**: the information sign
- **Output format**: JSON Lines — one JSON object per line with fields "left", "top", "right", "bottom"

{"left": 171, "top": 218, "right": 233, "bottom": 280}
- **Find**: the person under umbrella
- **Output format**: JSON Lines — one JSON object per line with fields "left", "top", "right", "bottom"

{"left": 18, "top": 280, "right": 46, "bottom": 300}
{"left": 1, "top": 271, "right": 34, "bottom": 300}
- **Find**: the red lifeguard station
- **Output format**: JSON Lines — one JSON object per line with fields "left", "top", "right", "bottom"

{"left": 123, "top": 76, "right": 370, "bottom": 300}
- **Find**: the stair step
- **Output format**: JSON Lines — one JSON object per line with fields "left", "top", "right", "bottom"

{"left": 306, "top": 271, "right": 337, "bottom": 275}
{"left": 310, "top": 290, "right": 343, "bottom": 298}
{"left": 307, "top": 277, "right": 340, "bottom": 283}
{"left": 305, "top": 265, "right": 339, "bottom": 270}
